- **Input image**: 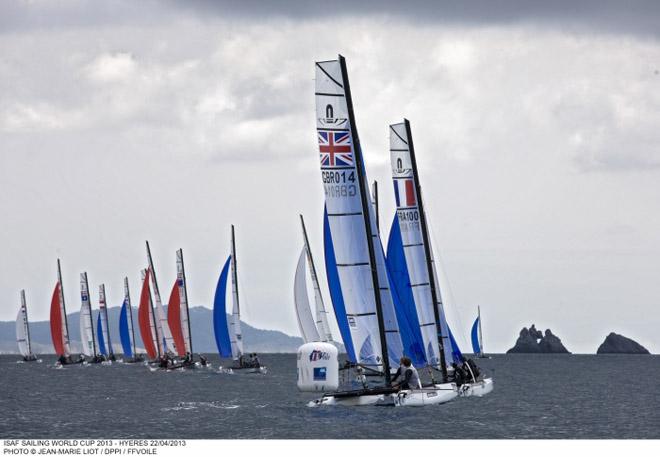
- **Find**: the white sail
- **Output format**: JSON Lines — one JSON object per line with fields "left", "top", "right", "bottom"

{"left": 146, "top": 242, "right": 176, "bottom": 354}
{"left": 315, "top": 57, "right": 403, "bottom": 370}
{"left": 79, "top": 273, "right": 96, "bottom": 357}
{"left": 16, "top": 290, "right": 32, "bottom": 358}
{"left": 99, "top": 284, "right": 113, "bottom": 356}
{"left": 176, "top": 249, "right": 192, "bottom": 354}
{"left": 294, "top": 248, "right": 321, "bottom": 343}
{"left": 389, "top": 121, "right": 441, "bottom": 368}
{"left": 230, "top": 226, "right": 244, "bottom": 359}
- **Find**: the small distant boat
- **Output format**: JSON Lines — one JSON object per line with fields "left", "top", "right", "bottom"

{"left": 293, "top": 214, "right": 334, "bottom": 344}
{"left": 213, "top": 225, "right": 266, "bottom": 374}
{"left": 471, "top": 306, "right": 489, "bottom": 359}
{"left": 79, "top": 272, "right": 103, "bottom": 364}
{"left": 16, "top": 290, "right": 39, "bottom": 362}
{"left": 138, "top": 268, "right": 161, "bottom": 362}
{"left": 97, "top": 284, "right": 116, "bottom": 363}
{"left": 51, "top": 259, "right": 83, "bottom": 365}
{"left": 119, "top": 277, "right": 144, "bottom": 363}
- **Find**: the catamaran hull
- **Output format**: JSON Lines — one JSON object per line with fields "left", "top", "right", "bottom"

{"left": 308, "top": 393, "right": 395, "bottom": 407}
{"left": 453, "top": 377, "right": 494, "bottom": 397}
{"left": 232, "top": 366, "right": 267, "bottom": 374}
{"left": 394, "top": 384, "right": 457, "bottom": 407}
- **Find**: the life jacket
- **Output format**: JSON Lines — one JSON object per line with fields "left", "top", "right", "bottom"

{"left": 403, "top": 364, "right": 422, "bottom": 389}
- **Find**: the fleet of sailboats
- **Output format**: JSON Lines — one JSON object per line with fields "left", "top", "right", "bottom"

{"left": 12, "top": 55, "right": 491, "bottom": 407}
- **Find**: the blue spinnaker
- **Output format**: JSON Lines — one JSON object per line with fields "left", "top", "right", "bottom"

{"left": 97, "top": 314, "right": 107, "bottom": 356}
{"left": 213, "top": 256, "right": 232, "bottom": 358}
{"left": 447, "top": 326, "right": 464, "bottom": 364}
{"left": 119, "top": 300, "right": 133, "bottom": 357}
{"left": 323, "top": 207, "right": 356, "bottom": 363}
{"left": 385, "top": 216, "right": 426, "bottom": 366}
{"left": 471, "top": 316, "right": 480, "bottom": 355}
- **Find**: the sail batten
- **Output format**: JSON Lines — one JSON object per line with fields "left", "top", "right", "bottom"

{"left": 16, "top": 290, "right": 34, "bottom": 358}
{"left": 138, "top": 268, "right": 159, "bottom": 359}
{"left": 79, "top": 273, "right": 97, "bottom": 357}
{"left": 50, "top": 260, "right": 71, "bottom": 357}
{"left": 294, "top": 247, "right": 321, "bottom": 343}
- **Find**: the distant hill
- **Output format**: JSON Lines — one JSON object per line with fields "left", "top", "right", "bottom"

{"left": 1, "top": 306, "right": 304, "bottom": 354}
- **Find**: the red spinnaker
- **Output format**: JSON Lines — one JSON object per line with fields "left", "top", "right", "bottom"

{"left": 50, "top": 283, "right": 65, "bottom": 356}
{"left": 167, "top": 281, "right": 186, "bottom": 357}
{"left": 138, "top": 269, "right": 157, "bottom": 359}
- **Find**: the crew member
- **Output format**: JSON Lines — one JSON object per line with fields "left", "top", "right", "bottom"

{"left": 391, "top": 356, "right": 421, "bottom": 390}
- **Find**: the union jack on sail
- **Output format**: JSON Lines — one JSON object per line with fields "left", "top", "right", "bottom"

{"left": 318, "top": 130, "right": 353, "bottom": 167}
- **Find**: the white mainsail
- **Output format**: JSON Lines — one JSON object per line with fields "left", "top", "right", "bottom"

{"left": 176, "top": 249, "right": 192, "bottom": 354}
{"left": 230, "top": 225, "right": 244, "bottom": 359}
{"left": 389, "top": 121, "right": 441, "bottom": 368}
{"left": 16, "top": 290, "right": 33, "bottom": 358}
{"left": 79, "top": 273, "right": 96, "bottom": 357}
{"left": 146, "top": 241, "right": 175, "bottom": 354}
{"left": 315, "top": 56, "right": 403, "bottom": 371}
{"left": 294, "top": 247, "right": 321, "bottom": 343}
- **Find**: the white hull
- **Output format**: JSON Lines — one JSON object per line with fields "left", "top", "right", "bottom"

{"left": 308, "top": 393, "right": 394, "bottom": 407}
{"left": 394, "top": 383, "right": 457, "bottom": 407}
{"left": 452, "top": 377, "right": 494, "bottom": 397}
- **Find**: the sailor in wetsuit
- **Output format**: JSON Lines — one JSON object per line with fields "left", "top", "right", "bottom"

{"left": 391, "top": 356, "right": 421, "bottom": 390}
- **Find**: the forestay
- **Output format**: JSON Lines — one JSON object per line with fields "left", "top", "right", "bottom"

{"left": 229, "top": 226, "right": 244, "bottom": 359}
{"left": 315, "top": 57, "right": 403, "bottom": 371}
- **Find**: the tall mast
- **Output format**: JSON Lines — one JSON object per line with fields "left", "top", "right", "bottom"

{"left": 125, "top": 277, "right": 137, "bottom": 357}
{"left": 178, "top": 249, "right": 193, "bottom": 354}
{"left": 20, "top": 290, "right": 33, "bottom": 356}
{"left": 478, "top": 305, "right": 484, "bottom": 356}
{"left": 99, "top": 284, "right": 113, "bottom": 355}
{"left": 339, "top": 55, "right": 391, "bottom": 384}
{"left": 372, "top": 181, "right": 380, "bottom": 232}
{"left": 231, "top": 225, "right": 240, "bottom": 315}
{"left": 83, "top": 272, "right": 98, "bottom": 356}
{"left": 403, "top": 119, "right": 448, "bottom": 382}
{"left": 57, "top": 259, "right": 71, "bottom": 355}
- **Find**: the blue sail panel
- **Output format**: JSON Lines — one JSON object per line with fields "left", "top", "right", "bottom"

{"left": 385, "top": 216, "right": 426, "bottom": 367}
{"left": 97, "top": 313, "right": 107, "bottom": 356}
{"left": 471, "top": 316, "right": 480, "bottom": 355}
{"left": 323, "top": 207, "right": 356, "bottom": 363}
{"left": 119, "top": 300, "right": 133, "bottom": 357}
{"left": 213, "top": 256, "right": 233, "bottom": 358}
{"left": 447, "top": 326, "right": 464, "bottom": 364}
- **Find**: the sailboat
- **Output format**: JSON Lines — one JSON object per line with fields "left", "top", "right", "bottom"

{"left": 97, "top": 284, "right": 116, "bottom": 363}
{"left": 119, "top": 277, "right": 144, "bottom": 363}
{"left": 51, "top": 259, "right": 82, "bottom": 366}
{"left": 293, "top": 214, "right": 334, "bottom": 344}
{"left": 79, "top": 272, "right": 102, "bottom": 364}
{"left": 138, "top": 268, "right": 161, "bottom": 363}
{"left": 386, "top": 119, "right": 493, "bottom": 398}
{"left": 146, "top": 241, "right": 176, "bottom": 356}
{"left": 213, "top": 225, "right": 266, "bottom": 373}
{"left": 166, "top": 249, "right": 197, "bottom": 369}
{"left": 16, "top": 290, "right": 39, "bottom": 362}
{"left": 471, "top": 306, "right": 489, "bottom": 359}
{"left": 302, "top": 56, "right": 455, "bottom": 407}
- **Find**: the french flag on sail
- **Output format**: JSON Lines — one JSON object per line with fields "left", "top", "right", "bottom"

{"left": 393, "top": 178, "right": 416, "bottom": 208}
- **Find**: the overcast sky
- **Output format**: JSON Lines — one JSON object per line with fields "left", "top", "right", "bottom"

{"left": 1, "top": 0, "right": 659, "bottom": 353}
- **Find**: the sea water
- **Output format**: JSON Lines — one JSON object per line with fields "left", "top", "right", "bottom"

{"left": 0, "top": 354, "right": 658, "bottom": 439}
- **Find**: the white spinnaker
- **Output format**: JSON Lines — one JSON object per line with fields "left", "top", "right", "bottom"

{"left": 389, "top": 122, "right": 441, "bottom": 368}
{"left": 99, "top": 284, "right": 112, "bottom": 355}
{"left": 146, "top": 243, "right": 175, "bottom": 354}
{"left": 176, "top": 249, "right": 192, "bottom": 354}
{"left": 16, "top": 290, "right": 31, "bottom": 358}
{"left": 230, "top": 227, "right": 244, "bottom": 359}
{"left": 315, "top": 57, "right": 403, "bottom": 369}
{"left": 56, "top": 260, "right": 71, "bottom": 356}
{"left": 79, "top": 273, "right": 96, "bottom": 357}
{"left": 294, "top": 248, "right": 321, "bottom": 343}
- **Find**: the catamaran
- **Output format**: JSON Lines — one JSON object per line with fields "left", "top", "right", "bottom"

{"left": 386, "top": 119, "right": 493, "bottom": 398}
{"left": 166, "top": 249, "right": 198, "bottom": 369}
{"left": 299, "top": 56, "right": 456, "bottom": 407}
{"left": 79, "top": 272, "right": 103, "bottom": 364}
{"left": 138, "top": 268, "right": 162, "bottom": 363}
{"left": 213, "top": 225, "right": 266, "bottom": 374}
{"left": 293, "top": 214, "right": 334, "bottom": 344}
{"left": 119, "top": 277, "right": 144, "bottom": 363}
{"left": 16, "top": 290, "right": 39, "bottom": 362}
{"left": 51, "top": 259, "right": 82, "bottom": 365}
{"left": 97, "top": 284, "right": 116, "bottom": 363}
